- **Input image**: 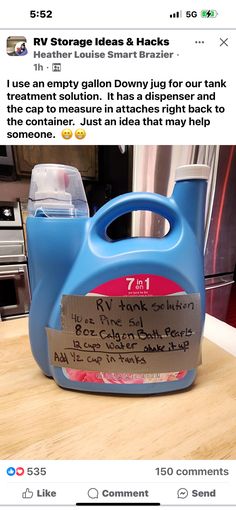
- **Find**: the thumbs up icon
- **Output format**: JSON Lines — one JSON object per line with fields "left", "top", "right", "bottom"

{"left": 22, "top": 488, "right": 33, "bottom": 499}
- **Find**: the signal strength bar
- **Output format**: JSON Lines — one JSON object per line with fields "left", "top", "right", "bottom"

{"left": 170, "top": 10, "right": 182, "bottom": 18}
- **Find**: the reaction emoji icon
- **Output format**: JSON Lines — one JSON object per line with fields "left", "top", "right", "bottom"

{"left": 7, "top": 467, "right": 15, "bottom": 476}
{"left": 75, "top": 128, "right": 86, "bottom": 140}
{"left": 61, "top": 129, "right": 73, "bottom": 140}
{"left": 16, "top": 467, "right": 25, "bottom": 476}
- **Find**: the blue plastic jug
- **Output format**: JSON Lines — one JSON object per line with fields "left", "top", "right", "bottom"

{"left": 27, "top": 163, "right": 210, "bottom": 395}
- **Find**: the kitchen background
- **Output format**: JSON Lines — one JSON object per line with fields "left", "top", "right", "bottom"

{"left": 0, "top": 144, "right": 235, "bottom": 326}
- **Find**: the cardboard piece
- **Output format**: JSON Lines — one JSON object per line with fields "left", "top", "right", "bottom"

{"left": 47, "top": 294, "right": 202, "bottom": 373}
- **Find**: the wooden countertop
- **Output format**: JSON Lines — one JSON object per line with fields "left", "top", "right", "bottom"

{"left": 0, "top": 317, "right": 236, "bottom": 460}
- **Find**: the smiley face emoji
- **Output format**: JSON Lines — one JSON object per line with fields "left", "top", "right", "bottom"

{"left": 75, "top": 128, "right": 86, "bottom": 140}
{"left": 61, "top": 128, "right": 73, "bottom": 140}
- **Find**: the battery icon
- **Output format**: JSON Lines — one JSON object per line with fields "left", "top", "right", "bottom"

{"left": 201, "top": 9, "right": 218, "bottom": 17}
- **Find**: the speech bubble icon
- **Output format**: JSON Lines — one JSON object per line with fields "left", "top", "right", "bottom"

{"left": 88, "top": 488, "right": 99, "bottom": 499}
{"left": 177, "top": 488, "right": 188, "bottom": 499}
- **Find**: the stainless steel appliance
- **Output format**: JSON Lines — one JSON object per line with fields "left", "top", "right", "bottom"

{"left": 0, "top": 201, "right": 30, "bottom": 320}
{"left": 0, "top": 146, "right": 16, "bottom": 181}
{"left": 132, "top": 145, "right": 236, "bottom": 323}
{"left": 0, "top": 146, "right": 14, "bottom": 165}
{"left": 203, "top": 146, "right": 236, "bottom": 321}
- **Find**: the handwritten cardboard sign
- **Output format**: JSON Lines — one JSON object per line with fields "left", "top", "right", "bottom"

{"left": 47, "top": 294, "right": 202, "bottom": 373}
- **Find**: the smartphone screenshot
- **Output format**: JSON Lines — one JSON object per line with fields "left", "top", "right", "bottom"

{"left": 0, "top": 1, "right": 235, "bottom": 508}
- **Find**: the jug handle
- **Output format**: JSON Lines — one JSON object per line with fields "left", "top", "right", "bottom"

{"left": 89, "top": 192, "right": 182, "bottom": 241}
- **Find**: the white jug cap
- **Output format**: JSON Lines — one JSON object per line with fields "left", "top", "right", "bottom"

{"left": 28, "top": 164, "right": 89, "bottom": 217}
{"left": 175, "top": 164, "right": 211, "bottom": 181}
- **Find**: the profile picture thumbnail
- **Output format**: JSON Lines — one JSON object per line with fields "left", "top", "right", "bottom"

{"left": 7, "top": 36, "right": 28, "bottom": 56}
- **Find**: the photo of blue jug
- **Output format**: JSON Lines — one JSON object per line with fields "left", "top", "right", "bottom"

{"left": 27, "top": 163, "right": 210, "bottom": 395}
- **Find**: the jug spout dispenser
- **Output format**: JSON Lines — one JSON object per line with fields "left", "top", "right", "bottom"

{"left": 172, "top": 164, "right": 210, "bottom": 251}
{"left": 27, "top": 164, "right": 89, "bottom": 376}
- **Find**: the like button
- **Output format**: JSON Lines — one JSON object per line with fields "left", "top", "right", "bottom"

{"left": 22, "top": 488, "right": 33, "bottom": 499}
